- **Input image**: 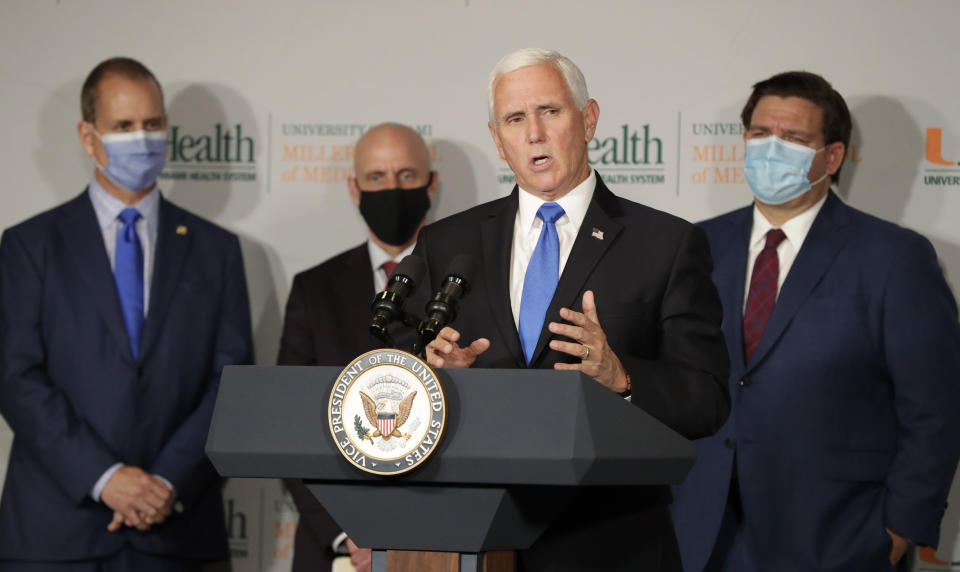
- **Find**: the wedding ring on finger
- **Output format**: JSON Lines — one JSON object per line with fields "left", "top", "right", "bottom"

{"left": 583, "top": 345, "right": 590, "bottom": 360}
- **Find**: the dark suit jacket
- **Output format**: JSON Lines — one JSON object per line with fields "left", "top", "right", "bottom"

{"left": 411, "top": 176, "right": 731, "bottom": 571}
{"left": 0, "top": 190, "right": 253, "bottom": 562}
{"left": 276, "top": 243, "right": 386, "bottom": 572}
{"left": 671, "top": 192, "right": 960, "bottom": 571}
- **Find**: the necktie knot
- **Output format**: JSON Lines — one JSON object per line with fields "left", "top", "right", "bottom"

{"left": 118, "top": 207, "right": 141, "bottom": 226}
{"left": 764, "top": 228, "right": 786, "bottom": 250}
{"left": 537, "top": 202, "right": 565, "bottom": 225}
{"left": 381, "top": 260, "right": 399, "bottom": 279}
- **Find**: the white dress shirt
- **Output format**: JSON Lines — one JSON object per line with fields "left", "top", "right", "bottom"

{"left": 743, "top": 191, "right": 830, "bottom": 312}
{"left": 510, "top": 170, "right": 596, "bottom": 328}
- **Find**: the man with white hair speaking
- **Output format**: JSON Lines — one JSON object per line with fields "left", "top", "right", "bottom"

{"left": 416, "top": 48, "right": 731, "bottom": 571}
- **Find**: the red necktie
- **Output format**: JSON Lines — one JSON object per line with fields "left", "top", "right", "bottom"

{"left": 381, "top": 261, "right": 399, "bottom": 280}
{"left": 743, "top": 228, "right": 786, "bottom": 362}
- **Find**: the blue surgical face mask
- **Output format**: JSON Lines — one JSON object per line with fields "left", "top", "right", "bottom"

{"left": 94, "top": 129, "right": 167, "bottom": 192}
{"left": 744, "top": 135, "right": 828, "bottom": 205}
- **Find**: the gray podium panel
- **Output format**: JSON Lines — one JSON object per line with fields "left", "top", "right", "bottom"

{"left": 308, "top": 484, "right": 572, "bottom": 552}
{"left": 206, "top": 365, "right": 695, "bottom": 486}
{"left": 207, "top": 365, "right": 698, "bottom": 556}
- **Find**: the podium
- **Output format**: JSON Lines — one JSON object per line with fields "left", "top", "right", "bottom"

{"left": 206, "top": 365, "right": 696, "bottom": 571}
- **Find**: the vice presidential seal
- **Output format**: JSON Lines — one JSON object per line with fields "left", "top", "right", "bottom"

{"left": 328, "top": 349, "right": 447, "bottom": 475}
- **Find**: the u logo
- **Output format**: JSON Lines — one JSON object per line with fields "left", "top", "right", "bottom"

{"left": 926, "top": 128, "right": 958, "bottom": 166}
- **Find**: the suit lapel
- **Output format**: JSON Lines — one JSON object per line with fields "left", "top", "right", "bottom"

{"left": 530, "top": 177, "right": 623, "bottom": 365}
{"left": 716, "top": 207, "right": 753, "bottom": 372}
{"left": 60, "top": 191, "right": 134, "bottom": 362}
{"left": 139, "top": 197, "right": 192, "bottom": 361}
{"left": 746, "top": 192, "right": 851, "bottom": 370}
{"left": 480, "top": 189, "right": 525, "bottom": 366}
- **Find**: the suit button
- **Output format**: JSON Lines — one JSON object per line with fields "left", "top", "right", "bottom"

{"left": 724, "top": 438, "right": 735, "bottom": 449}
{"left": 136, "top": 366, "right": 144, "bottom": 379}
{"left": 738, "top": 377, "right": 751, "bottom": 387}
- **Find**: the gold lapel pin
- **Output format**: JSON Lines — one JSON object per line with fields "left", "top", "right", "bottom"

{"left": 176, "top": 225, "right": 188, "bottom": 235}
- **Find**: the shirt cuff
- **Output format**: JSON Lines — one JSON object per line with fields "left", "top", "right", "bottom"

{"left": 332, "top": 531, "right": 349, "bottom": 554}
{"left": 91, "top": 463, "right": 123, "bottom": 502}
{"left": 153, "top": 474, "right": 176, "bottom": 496}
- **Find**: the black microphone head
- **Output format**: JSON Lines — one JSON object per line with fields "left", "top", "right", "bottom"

{"left": 444, "top": 253, "right": 476, "bottom": 288}
{"left": 391, "top": 254, "right": 426, "bottom": 287}
{"left": 418, "top": 253, "right": 475, "bottom": 346}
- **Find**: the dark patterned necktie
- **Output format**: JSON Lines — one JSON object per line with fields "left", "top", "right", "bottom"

{"left": 743, "top": 228, "right": 786, "bottom": 362}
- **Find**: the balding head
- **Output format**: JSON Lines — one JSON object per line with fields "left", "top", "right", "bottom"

{"left": 348, "top": 123, "right": 438, "bottom": 253}
{"left": 351, "top": 123, "right": 433, "bottom": 191}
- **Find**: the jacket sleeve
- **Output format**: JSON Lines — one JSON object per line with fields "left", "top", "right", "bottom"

{"left": 881, "top": 233, "right": 960, "bottom": 547}
{"left": 621, "top": 224, "right": 731, "bottom": 440}
{"left": 0, "top": 228, "right": 119, "bottom": 503}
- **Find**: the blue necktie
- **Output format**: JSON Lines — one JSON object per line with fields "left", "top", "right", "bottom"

{"left": 518, "top": 202, "right": 565, "bottom": 364}
{"left": 115, "top": 208, "right": 144, "bottom": 360}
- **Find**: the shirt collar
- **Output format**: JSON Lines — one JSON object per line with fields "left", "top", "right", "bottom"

{"left": 750, "top": 189, "right": 829, "bottom": 251}
{"left": 517, "top": 169, "right": 596, "bottom": 233}
{"left": 367, "top": 239, "right": 416, "bottom": 272}
{"left": 88, "top": 176, "right": 161, "bottom": 233}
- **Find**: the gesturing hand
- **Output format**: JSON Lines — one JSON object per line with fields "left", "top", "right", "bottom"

{"left": 548, "top": 290, "right": 630, "bottom": 393}
{"left": 425, "top": 326, "right": 490, "bottom": 369}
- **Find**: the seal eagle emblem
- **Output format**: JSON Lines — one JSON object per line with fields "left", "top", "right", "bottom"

{"left": 360, "top": 389, "right": 416, "bottom": 441}
{"left": 328, "top": 349, "right": 447, "bottom": 475}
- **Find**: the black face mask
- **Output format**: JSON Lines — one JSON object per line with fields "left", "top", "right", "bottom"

{"left": 358, "top": 173, "right": 432, "bottom": 246}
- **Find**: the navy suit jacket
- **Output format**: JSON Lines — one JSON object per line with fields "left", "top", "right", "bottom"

{"left": 0, "top": 191, "right": 253, "bottom": 561}
{"left": 412, "top": 177, "right": 730, "bottom": 571}
{"left": 671, "top": 192, "right": 960, "bottom": 571}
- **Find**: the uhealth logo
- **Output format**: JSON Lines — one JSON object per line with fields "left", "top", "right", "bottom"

{"left": 589, "top": 123, "right": 666, "bottom": 185}
{"left": 924, "top": 128, "right": 960, "bottom": 187}
{"left": 160, "top": 123, "right": 257, "bottom": 182}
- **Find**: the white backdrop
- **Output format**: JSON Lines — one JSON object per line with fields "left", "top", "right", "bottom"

{"left": 1, "top": 1, "right": 958, "bottom": 570}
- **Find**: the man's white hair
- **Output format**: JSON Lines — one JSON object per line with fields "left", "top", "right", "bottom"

{"left": 487, "top": 48, "right": 590, "bottom": 123}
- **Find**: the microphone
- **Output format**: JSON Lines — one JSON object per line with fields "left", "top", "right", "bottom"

{"left": 417, "top": 254, "right": 476, "bottom": 347}
{"left": 369, "top": 255, "right": 426, "bottom": 345}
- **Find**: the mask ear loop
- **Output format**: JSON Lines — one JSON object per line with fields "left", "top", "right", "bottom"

{"left": 809, "top": 172, "right": 830, "bottom": 188}
{"left": 808, "top": 145, "right": 831, "bottom": 188}
{"left": 88, "top": 128, "right": 111, "bottom": 174}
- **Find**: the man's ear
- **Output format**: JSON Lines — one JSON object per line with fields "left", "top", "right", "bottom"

{"left": 825, "top": 142, "right": 845, "bottom": 176}
{"left": 427, "top": 171, "right": 438, "bottom": 201}
{"left": 488, "top": 122, "right": 507, "bottom": 162}
{"left": 582, "top": 99, "right": 599, "bottom": 142}
{"left": 78, "top": 121, "right": 97, "bottom": 158}
{"left": 347, "top": 176, "right": 361, "bottom": 207}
